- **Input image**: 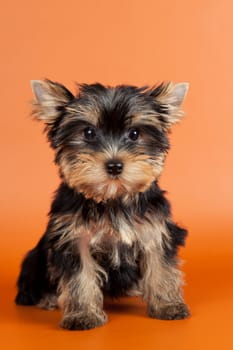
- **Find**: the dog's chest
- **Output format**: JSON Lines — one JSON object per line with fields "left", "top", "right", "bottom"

{"left": 86, "top": 210, "right": 162, "bottom": 252}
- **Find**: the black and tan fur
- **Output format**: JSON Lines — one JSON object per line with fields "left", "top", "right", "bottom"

{"left": 15, "top": 79, "right": 190, "bottom": 330}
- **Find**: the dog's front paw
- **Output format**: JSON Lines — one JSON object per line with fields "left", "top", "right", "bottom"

{"left": 60, "top": 311, "right": 108, "bottom": 330}
{"left": 148, "top": 302, "right": 190, "bottom": 320}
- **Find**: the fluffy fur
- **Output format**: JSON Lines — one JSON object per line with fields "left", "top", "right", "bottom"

{"left": 15, "top": 79, "right": 190, "bottom": 330}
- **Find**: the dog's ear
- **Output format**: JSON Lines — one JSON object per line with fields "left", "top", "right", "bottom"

{"left": 31, "top": 80, "right": 74, "bottom": 126}
{"left": 150, "top": 82, "right": 189, "bottom": 129}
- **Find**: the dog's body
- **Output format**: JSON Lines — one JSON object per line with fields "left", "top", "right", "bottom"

{"left": 15, "top": 80, "right": 189, "bottom": 330}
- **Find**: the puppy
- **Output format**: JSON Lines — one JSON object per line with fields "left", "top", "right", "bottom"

{"left": 15, "top": 80, "right": 189, "bottom": 330}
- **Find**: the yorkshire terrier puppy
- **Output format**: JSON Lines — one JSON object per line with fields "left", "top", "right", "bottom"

{"left": 15, "top": 79, "right": 189, "bottom": 330}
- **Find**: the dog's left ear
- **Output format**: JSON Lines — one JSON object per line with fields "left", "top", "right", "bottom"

{"left": 150, "top": 82, "right": 189, "bottom": 129}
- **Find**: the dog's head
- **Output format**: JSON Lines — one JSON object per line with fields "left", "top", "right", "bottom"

{"left": 31, "top": 80, "right": 188, "bottom": 202}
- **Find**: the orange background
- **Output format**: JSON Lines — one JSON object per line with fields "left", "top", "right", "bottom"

{"left": 0, "top": 0, "right": 233, "bottom": 348}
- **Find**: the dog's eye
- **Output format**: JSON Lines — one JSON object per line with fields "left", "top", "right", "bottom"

{"left": 84, "top": 127, "right": 96, "bottom": 140}
{"left": 128, "top": 128, "right": 140, "bottom": 141}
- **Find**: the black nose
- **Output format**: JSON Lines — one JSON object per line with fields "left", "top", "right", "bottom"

{"left": 106, "top": 160, "right": 123, "bottom": 176}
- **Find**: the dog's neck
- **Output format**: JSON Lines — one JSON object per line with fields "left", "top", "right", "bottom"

{"left": 50, "top": 181, "right": 170, "bottom": 222}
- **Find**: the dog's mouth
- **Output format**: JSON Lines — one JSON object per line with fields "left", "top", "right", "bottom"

{"left": 60, "top": 153, "right": 161, "bottom": 202}
{"left": 108, "top": 174, "right": 122, "bottom": 180}
{"left": 77, "top": 174, "right": 154, "bottom": 203}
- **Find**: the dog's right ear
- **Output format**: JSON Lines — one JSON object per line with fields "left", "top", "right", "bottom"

{"left": 31, "top": 80, "right": 74, "bottom": 126}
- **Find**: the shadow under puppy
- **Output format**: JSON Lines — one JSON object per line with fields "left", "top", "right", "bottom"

{"left": 15, "top": 80, "right": 190, "bottom": 330}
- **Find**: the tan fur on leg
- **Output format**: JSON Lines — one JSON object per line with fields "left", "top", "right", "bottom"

{"left": 37, "top": 294, "right": 58, "bottom": 310}
{"left": 139, "top": 220, "right": 189, "bottom": 320}
{"left": 58, "top": 235, "right": 108, "bottom": 330}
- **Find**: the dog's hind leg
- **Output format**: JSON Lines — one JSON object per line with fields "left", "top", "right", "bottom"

{"left": 15, "top": 236, "right": 51, "bottom": 306}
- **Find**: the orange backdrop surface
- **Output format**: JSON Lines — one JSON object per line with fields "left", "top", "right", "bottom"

{"left": 0, "top": 0, "right": 233, "bottom": 349}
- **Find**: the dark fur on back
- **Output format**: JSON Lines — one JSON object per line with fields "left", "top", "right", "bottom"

{"left": 16, "top": 80, "right": 189, "bottom": 330}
